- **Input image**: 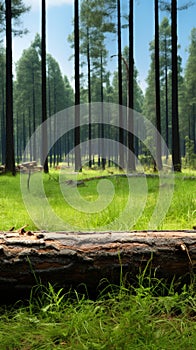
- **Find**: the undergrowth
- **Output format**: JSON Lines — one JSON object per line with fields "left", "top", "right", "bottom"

{"left": 0, "top": 266, "right": 195, "bottom": 349}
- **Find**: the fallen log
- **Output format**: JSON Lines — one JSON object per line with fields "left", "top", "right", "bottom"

{"left": 0, "top": 230, "right": 196, "bottom": 302}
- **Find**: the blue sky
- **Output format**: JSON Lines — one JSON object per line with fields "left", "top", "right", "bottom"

{"left": 12, "top": 0, "right": 196, "bottom": 92}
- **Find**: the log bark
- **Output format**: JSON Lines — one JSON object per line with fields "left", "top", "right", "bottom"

{"left": 0, "top": 230, "right": 196, "bottom": 302}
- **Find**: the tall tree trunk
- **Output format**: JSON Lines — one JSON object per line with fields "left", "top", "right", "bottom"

{"left": 74, "top": 0, "right": 82, "bottom": 172}
{"left": 100, "top": 52, "right": 106, "bottom": 170}
{"left": 164, "top": 35, "right": 169, "bottom": 160}
{"left": 28, "top": 107, "right": 32, "bottom": 161}
{"left": 171, "top": 0, "right": 181, "bottom": 172}
{"left": 5, "top": 0, "right": 15, "bottom": 175}
{"left": 127, "top": 0, "right": 136, "bottom": 172}
{"left": 41, "top": 0, "right": 49, "bottom": 173}
{"left": 1, "top": 69, "right": 5, "bottom": 165}
{"left": 47, "top": 70, "right": 53, "bottom": 167}
{"left": 53, "top": 77, "right": 60, "bottom": 166}
{"left": 22, "top": 112, "right": 26, "bottom": 161}
{"left": 154, "top": 0, "right": 162, "bottom": 171}
{"left": 117, "top": 0, "right": 124, "bottom": 169}
{"left": 16, "top": 112, "right": 19, "bottom": 164}
{"left": 87, "top": 27, "right": 92, "bottom": 168}
{"left": 32, "top": 69, "right": 36, "bottom": 161}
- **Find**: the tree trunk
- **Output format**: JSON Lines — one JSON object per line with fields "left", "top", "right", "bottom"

{"left": 87, "top": 27, "right": 92, "bottom": 168}
{"left": 32, "top": 68, "right": 36, "bottom": 161}
{"left": 22, "top": 112, "right": 26, "bottom": 161}
{"left": 0, "top": 230, "right": 195, "bottom": 302}
{"left": 154, "top": 0, "right": 162, "bottom": 171}
{"left": 127, "top": 0, "right": 136, "bottom": 172}
{"left": 164, "top": 35, "right": 169, "bottom": 160}
{"left": 5, "top": 0, "right": 15, "bottom": 175}
{"left": 117, "top": 0, "right": 124, "bottom": 169}
{"left": 41, "top": 0, "right": 49, "bottom": 173}
{"left": 100, "top": 52, "right": 106, "bottom": 170}
{"left": 1, "top": 69, "right": 5, "bottom": 165}
{"left": 74, "top": 0, "right": 82, "bottom": 172}
{"left": 171, "top": 0, "right": 181, "bottom": 172}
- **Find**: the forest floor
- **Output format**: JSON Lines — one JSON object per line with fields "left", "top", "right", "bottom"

{"left": 0, "top": 167, "right": 195, "bottom": 349}
{"left": 0, "top": 166, "right": 195, "bottom": 232}
{"left": 0, "top": 274, "right": 196, "bottom": 349}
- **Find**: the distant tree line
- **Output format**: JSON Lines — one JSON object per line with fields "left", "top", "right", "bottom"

{"left": 72, "top": 0, "right": 196, "bottom": 171}
{"left": 0, "top": 0, "right": 195, "bottom": 174}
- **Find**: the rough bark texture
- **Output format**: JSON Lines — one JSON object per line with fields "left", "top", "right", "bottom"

{"left": 0, "top": 231, "right": 196, "bottom": 302}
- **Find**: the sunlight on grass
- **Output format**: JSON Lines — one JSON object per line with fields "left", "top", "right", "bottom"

{"left": 0, "top": 173, "right": 196, "bottom": 349}
{"left": 0, "top": 168, "right": 195, "bottom": 231}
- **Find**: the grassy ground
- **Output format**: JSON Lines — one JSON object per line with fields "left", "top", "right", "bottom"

{"left": 0, "top": 167, "right": 195, "bottom": 231}
{"left": 0, "top": 168, "right": 196, "bottom": 349}
{"left": 0, "top": 271, "right": 195, "bottom": 349}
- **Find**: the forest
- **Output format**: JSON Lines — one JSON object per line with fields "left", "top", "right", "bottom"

{"left": 0, "top": 0, "right": 195, "bottom": 174}
{"left": 0, "top": 1, "right": 196, "bottom": 349}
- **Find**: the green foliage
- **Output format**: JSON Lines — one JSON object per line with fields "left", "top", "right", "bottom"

{"left": 78, "top": 0, "right": 116, "bottom": 102}
{"left": 112, "top": 46, "right": 144, "bottom": 111}
{"left": 185, "top": 136, "right": 196, "bottom": 168}
{"left": 184, "top": 28, "right": 196, "bottom": 143}
{"left": 47, "top": 53, "right": 69, "bottom": 113}
{"left": 143, "top": 17, "right": 175, "bottom": 134}
{"left": 14, "top": 41, "right": 41, "bottom": 123}
{"left": 139, "top": 136, "right": 156, "bottom": 168}
{"left": 143, "top": 16, "right": 194, "bottom": 161}
{"left": 0, "top": 272, "right": 195, "bottom": 349}
{"left": 0, "top": 0, "right": 30, "bottom": 37}
{"left": 63, "top": 75, "right": 74, "bottom": 107}
{"left": 12, "top": 34, "right": 74, "bottom": 165}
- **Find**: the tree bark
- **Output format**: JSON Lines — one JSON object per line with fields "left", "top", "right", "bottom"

{"left": 41, "top": 0, "right": 49, "bottom": 173}
{"left": 154, "top": 0, "right": 162, "bottom": 171}
{"left": 127, "top": 0, "right": 136, "bottom": 172}
{"left": 117, "top": 0, "right": 124, "bottom": 169}
{"left": 74, "top": 0, "right": 82, "bottom": 172}
{"left": 87, "top": 27, "right": 92, "bottom": 168}
{"left": 171, "top": 0, "right": 181, "bottom": 172}
{"left": 5, "top": 0, "right": 15, "bottom": 175}
{"left": 0, "top": 231, "right": 195, "bottom": 302}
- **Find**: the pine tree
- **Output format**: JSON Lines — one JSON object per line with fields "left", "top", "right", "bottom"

{"left": 79, "top": 0, "right": 115, "bottom": 167}
{"left": 5, "top": 0, "right": 15, "bottom": 174}
{"left": 41, "top": 0, "right": 48, "bottom": 173}
{"left": 74, "top": 0, "right": 82, "bottom": 172}
{"left": 154, "top": 0, "right": 162, "bottom": 170}
{"left": 127, "top": 0, "right": 136, "bottom": 172}
{"left": 184, "top": 28, "right": 196, "bottom": 152}
{"left": 0, "top": 0, "right": 30, "bottom": 35}
{"left": 117, "top": 0, "right": 124, "bottom": 169}
{"left": 159, "top": 17, "right": 171, "bottom": 157}
{"left": 14, "top": 43, "right": 41, "bottom": 161}
{"left": 1, "top": 0, "right": 29, "bottom": 171}
{"left": 171, "top": 0, "right": 181, "bottom": 171}
{"left": 0, "top": 47, "right": 5, "bottom": 164}
{"left": 14, "top": 35, "right": 73, "bottom": 166}
{"left": 160, "top": 0, "right": 194, "bottom": 170}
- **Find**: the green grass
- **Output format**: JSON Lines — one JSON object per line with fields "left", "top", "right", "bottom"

{"left": 0, "top": 169, "right": 196, "bottom": 349}
{"left": 0, "top": 270, "right": 195, "bottom": 349}
{"left": 0, "top": 168, "right": 195, "bottom": 231}
{"left": 0, "top": 174, "right": 35, "bottom": 231}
